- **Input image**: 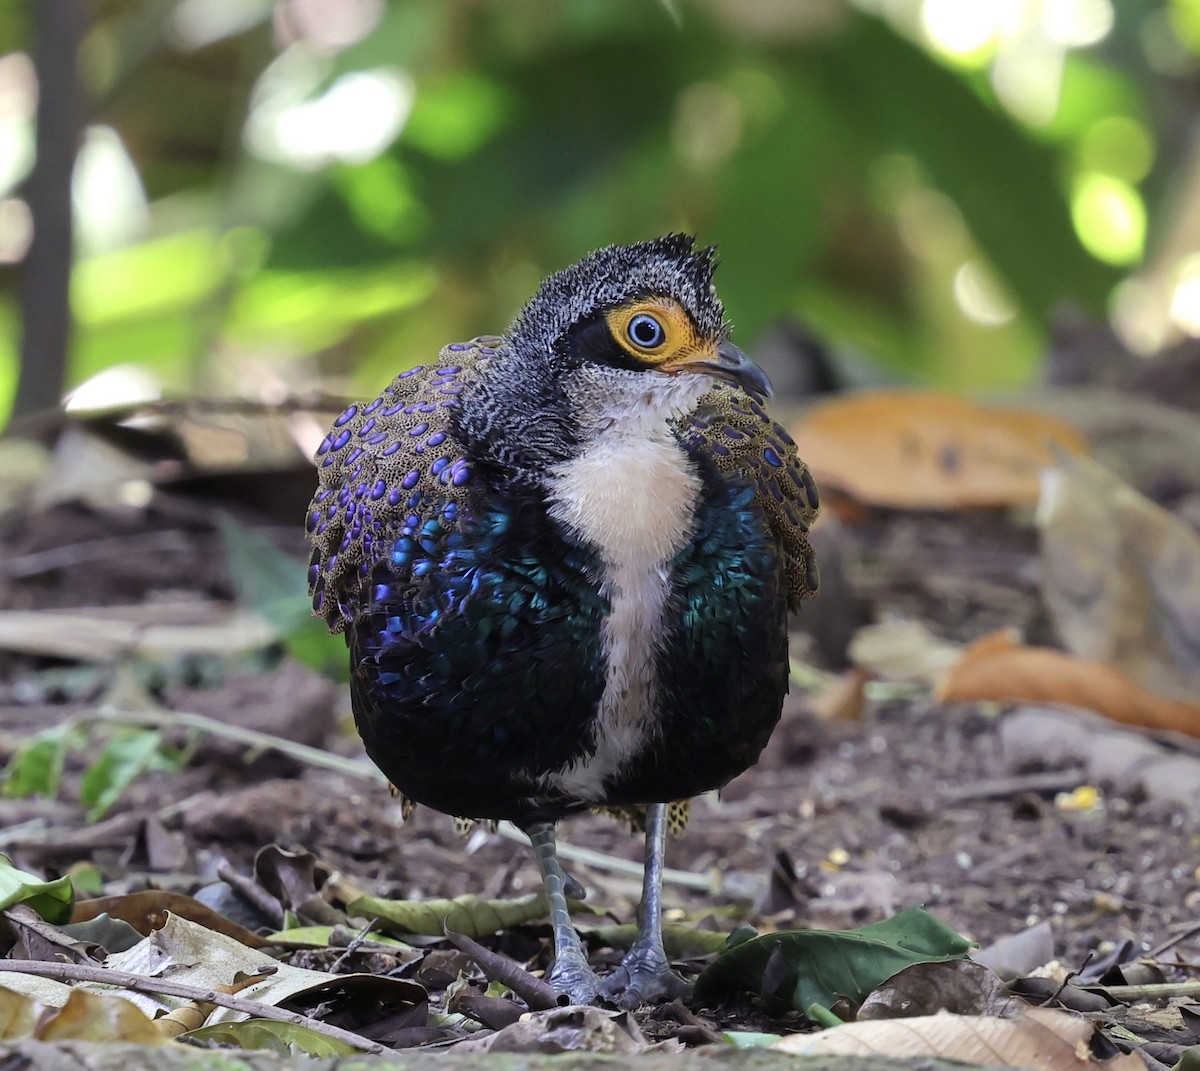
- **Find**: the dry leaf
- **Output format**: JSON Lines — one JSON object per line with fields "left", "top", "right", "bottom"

{"left": 73, "top": 890, "right": 270, "bottom": 949}
{"left": 103, "top": 912, "right": 423, "bottom": 1025}
{"left": 938, "top": 632, "right": 1200, "bottom": 738}
{"left": 850, "top": 618, "right": 963, "bottom": 684}
{"left": 775, "top": 1006, "right": 1142, "bottom": 1071}
{"left": 454, "top": 1005, "right": 673, "bottom": 1055}
{"left": 791, "top": 391, "right": 1088, "bottom": 510}
{"left": 1038, "top": 452, "right": 1200, "bottom": 702}
{"left": 0, "top": 606, "right": 277, "bottom": 661}
{"left": 29, "top": 988, "right": 168, "bottom": 1045}
{"left": 858, "top": 960, "right": 1021, "bottom": 1020}
{"left": 809, "top": 667, "right": 870, "bottom": 722}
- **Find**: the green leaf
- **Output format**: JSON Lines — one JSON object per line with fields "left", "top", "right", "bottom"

{"left": 723, "top": 1031, "right": 782, "bottom": 1048}
{"left": 349, "top": 891, "right": 553, "bottom": 939}
{"left": 216, "top": 515, "right": 347, "bottom": 678}
{"left": 79, "top": 728, "right": 164, "bottom": 821}
{"left": 0, "top": 853, "right": 74, "bottom": 925}
{"left": 264, "top": 925, "right": 413, "bottom": 950}
{"left": 692, "top": 907, "right": 975, "bottom": 1015}
{"left": 585, "top": 923, "right": 731, "bottom": 958}
{"left": 184, "top": 1019, "right": 358, "bottom": 1057}
{"left": 1172, "top": 1046, "right": 1200, "bottom": 1071}
{"left": 2, "top": 723, "right": 80, "bottom": 799}
{"left": 218, "top": 515, "right": 311, "bottom": 631}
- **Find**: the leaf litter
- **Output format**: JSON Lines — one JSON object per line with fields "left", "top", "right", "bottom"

{"left": 2, "top": 396, "right": 1200, "bottom": 1061}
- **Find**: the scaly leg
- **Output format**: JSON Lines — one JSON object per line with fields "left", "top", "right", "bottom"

{"left": 599, "top": 802, "right": 690, "bottom": 1007}
{"left": 525, "top": 821, "right": 600, "bottom": 1005}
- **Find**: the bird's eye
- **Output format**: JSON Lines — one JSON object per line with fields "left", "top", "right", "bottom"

{"left": 627, "top": 314, "right": 666, "bottom": 350}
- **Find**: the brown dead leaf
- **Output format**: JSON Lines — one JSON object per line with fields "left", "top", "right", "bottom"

{"left": 454, "top": 1005, "right": 676, "bottom": 1055}
{"left": 937, "top": 632, "right": 1200, "bottom": 738}
{"left": 791, "top": 391, "right": 1088, "bottom": 510}
{"left": 36, "top": 988, "right": 169, "bottom": 1045}
{"left": 809, "top": 667, "right": 870, "bottom": 722}
{"left": 775, "top": 1006, "right": 1142, "bottom": 1071}
{"left": 858, "top": 960, "right": 1021, "bottom": 1020}
{"left": 72, "top": 891, "right": 269, "bottom": 949}
{"left": 1038, "top": 452, "right": 1200, "bottom": 702}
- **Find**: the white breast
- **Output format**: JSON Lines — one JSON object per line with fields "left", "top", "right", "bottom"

{"left": 541, "top": 423, "right": 702, "bottom": 803}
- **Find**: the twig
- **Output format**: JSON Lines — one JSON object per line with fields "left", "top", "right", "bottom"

{"left": 216, "top": 859, "right": 285, "bottom": 930}
{"left": 80, "top": 705, "right": 385, "bottom": 783}
{"left": 938, "top": 768, "right": 1087, "bottom": 803}
{"left": 1090, "top": 981, "right": 1200, "bottom": 1000}
{"left": 1039, "top": 950, "right": 1093, "bottom": 1008}
{"left": 0, "top": 959, "right": 385, "bottom": 1054}
{"left": 1, "top": 532, "right": 196, "bottom": 579}
{"left": 443, "top": 929, "right": 559, "bottom": 1011}
{"left": 1147, "top": 918, "right": 1200, "bottom": 959}
{"left": 329, "top": 917, "right": 378, "bottom": 975}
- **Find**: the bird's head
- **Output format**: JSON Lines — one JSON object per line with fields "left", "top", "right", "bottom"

{"left": 509, "top": 233, "right": 772, "bottom": 407}
{"left": 457, "top": 235, "right": 771, "bottom": 485}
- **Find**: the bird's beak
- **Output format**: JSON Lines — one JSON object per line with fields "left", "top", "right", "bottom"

{"left": 662, "top": 341, "right": 773, "bottom": 403}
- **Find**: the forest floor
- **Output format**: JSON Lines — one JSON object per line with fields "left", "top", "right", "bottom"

{"left": 0, "top": 407, "right": 1198, "bottom": 1063}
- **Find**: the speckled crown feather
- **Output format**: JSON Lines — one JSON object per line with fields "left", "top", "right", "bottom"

{"left": 508, "top": 234, "right": 726, "bottom": 360}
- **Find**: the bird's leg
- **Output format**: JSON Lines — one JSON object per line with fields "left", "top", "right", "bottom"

{"left": 599, "top": 802, "right": 690, "bottom": 1007}
{"left": 525, "top": 821, "right": 601, "bottom": 1005}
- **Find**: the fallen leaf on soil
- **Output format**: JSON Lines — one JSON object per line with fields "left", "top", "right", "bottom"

{"left": 0, "top": 854, "right": 74, "bottom": 925}
{"left": 774, "top": 1006, "right": 1143, "bottom": 1071}
{"left": 973, "top": 920, "right": 1056, "bottom": 980}
{"left": 103, "top": 912, "right": 424, "bottom": 1026}
{"left": 0, "top": 606, "right": 277, "bottom": 661}
{"left": 790, "top": 391, "right": 1088, "bottom": 510}
{"left": 1037, "top": 452, "right": 1200, "bottom": 703}
{"left": 938, "top": 632, "right": 1200, "bottom": 738}
{"left": 692, "top": 907, "right": 974, "bottom": 1016}
{"left": 3, "top": 904, "right": 99, "bottom": 963}
{"left": 184, "top": 1017, "right": 359, "bottom": 1056}
{"left": 858, "top": 960, "right": 1021, "bottom": 1020}
{"left": 72, "top": 891, "right": 270, "bottom": 948}
{"left": 809, "top": 667, "right": 870, "bottom": 722}
{"left": 849, "top": 618, "right": 963, "bottom": 684}
{"left": 348, "top": 891, "right": 556, "bottom": 940}
{"left": 454, "top": 1005, "right": 673, "bottom": 1054}
{"left": 1000, "top": 706, "right": 1200, "bottom": 804}
{"left": 0, "top": 986, "right": 167, "bottom": 1044}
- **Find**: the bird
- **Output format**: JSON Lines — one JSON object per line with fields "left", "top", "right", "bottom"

{"left": 305, "top": 235, "right": 819, "bottom": 1007}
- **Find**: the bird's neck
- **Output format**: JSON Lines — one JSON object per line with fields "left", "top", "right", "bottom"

{"left": 543, "top": 367, "right": 711, "bottom": 563}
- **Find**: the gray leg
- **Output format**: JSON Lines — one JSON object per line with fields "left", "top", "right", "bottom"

{"left": 599, "top": 802, "right": 690, "bottom": 1007}
{"left": 526, "top": 821, "right": 600, "bottom": 1005}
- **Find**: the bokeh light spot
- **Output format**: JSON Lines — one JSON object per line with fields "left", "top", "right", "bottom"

{"left": 1070, "top": 172, "right": 1146, "bottom": 265}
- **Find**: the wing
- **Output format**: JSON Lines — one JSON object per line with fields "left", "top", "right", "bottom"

{"left": 676, "top": 385, "right": 819, "bottom": 609}
{"left": 304, "top": 337, "right": 500, "bottom": 632}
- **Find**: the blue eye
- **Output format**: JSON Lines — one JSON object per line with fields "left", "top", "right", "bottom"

{"left": 627, "top": 313, "right": 666, "bottom": 349}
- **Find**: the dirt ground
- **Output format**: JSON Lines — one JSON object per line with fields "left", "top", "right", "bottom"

{"left": 1, "top": 464, "right": 1199, "bottom": 1056}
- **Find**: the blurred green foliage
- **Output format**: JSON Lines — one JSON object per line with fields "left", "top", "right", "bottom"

{"left": 2, "top": 0, "right": 1192, "bottom": 424}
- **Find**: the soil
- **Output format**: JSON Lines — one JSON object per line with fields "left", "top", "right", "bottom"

{"left": 1, "top": 457, "right": 1199, "bottom": 1056}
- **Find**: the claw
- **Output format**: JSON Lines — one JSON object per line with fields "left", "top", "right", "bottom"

{"left": 547, "top": 954, "right": 603, "bottom": 1006}
{"left": 599, "top": 941, "right": 691, "bottom": 1009}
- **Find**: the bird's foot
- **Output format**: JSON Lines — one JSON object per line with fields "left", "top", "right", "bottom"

{"left": 599, "top": 940, "right": 691, "bottom": 1009}
{"left": 546, "top": 953, "right": 603, "bottom": 1006}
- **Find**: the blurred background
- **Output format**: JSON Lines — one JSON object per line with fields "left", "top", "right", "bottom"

{"left": 3, "top": 0, "right": 1200, "bottom": 425}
